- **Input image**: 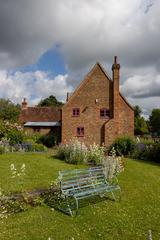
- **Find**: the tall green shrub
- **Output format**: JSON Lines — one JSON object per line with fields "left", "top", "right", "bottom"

{"left": 109, "top": 136, "right": 136, "bottom": 156}
{"left": 7, "top": 129, "right": 24, "bottom": 144}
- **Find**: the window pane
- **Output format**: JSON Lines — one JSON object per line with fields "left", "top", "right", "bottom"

{"left": 100, "top": 109, "right": 110, "bottom": 117}
{"left": 73, "top": 108, "right": 80, "bottom": 116}
{"left": 81, "top": 128, "right": 84, "bottom": 135}
{"left": 77, "top": 127, "right": 84, "bottom": 136}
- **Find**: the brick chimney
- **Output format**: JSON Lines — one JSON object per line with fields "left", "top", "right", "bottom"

{"left": 21, "top": 98, "right": 28, "bottom": 110}
{"left": 66, "top": 92, "right": 70, "bottom": 102}
{"left": 112, "top": 56, "right": 120, "bottom": 132}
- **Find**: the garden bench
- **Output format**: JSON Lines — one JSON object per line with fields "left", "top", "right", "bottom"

{"left": 58, "top": 166, "right": 121, "bottom": 216}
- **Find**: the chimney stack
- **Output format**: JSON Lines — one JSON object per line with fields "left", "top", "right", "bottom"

{"left": 112, "top": 56, "right": 120, "bottom": 133}
{"left": 21, "top": 98, "right": 28, "bottom": 110}
{"left": 66, "top": 92, "right": 70, "bottom": 102}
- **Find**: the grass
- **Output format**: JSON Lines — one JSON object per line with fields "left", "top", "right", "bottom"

{"left": 0, "top": 152, "right": 160, "bottom": 240}
{"left": 0, "top": 152, "right": 84, "bottom": 194}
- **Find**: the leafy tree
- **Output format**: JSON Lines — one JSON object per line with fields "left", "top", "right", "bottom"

{"left": 134, "top": 105, "right": 142, "bottom": 118}
{"left": 149, "top": 109, "right": 160, "bottom": 135}
{"left": 134, "top": 105, "right": 149, "bottom": 135}
{"left": 37, "top": 95, "right": 63, "bottom": 107}
{"left": 0, "top": 98, "right": 21, "bottom": 122}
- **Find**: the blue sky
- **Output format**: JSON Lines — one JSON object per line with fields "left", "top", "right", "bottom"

{"left": 0, "top": 0, "right": 159, "bottom": 117}
{"left": 17, "top": 46, "right": 66, "bottom": 77}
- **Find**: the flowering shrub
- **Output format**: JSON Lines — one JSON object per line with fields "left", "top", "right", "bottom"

{"left": 57, "top": 139, "right": 105, "bottom": 165}
{"left": 87, "top": 143, "right": 105, "bottom": 165}
{"left": 0, "top": 137, "right": 47, "bottom": 153}
{"left": 102, "top": 147, "right": 124, "bottom": 181}
{"left": 57, "top": 139, "right": 88, "bottom": 164}
{"left": 132, "top": 141, "right": 160, "bottom": 163}
{"left": 0, "top": 193, "right": 28, "bottom": 220}
{"left": 0, "top": 120, "right": 24, "bottom": 144}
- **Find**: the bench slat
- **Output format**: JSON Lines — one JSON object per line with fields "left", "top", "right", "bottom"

{"left": 61, "top": 174, "right": 105, "bottom": 186}
{"left": 62, "top": 181, "right": 107, "bottom": 194}
{"left": 60, "top": 166, "right": 102, "bottom": 174}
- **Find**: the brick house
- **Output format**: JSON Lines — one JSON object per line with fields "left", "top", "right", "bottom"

{"left": 19, "top": 98, "right": 61, "bottom": 139}
{"left": 61, "top": 57, "right": 134, "bottom": 147}
{"left": 20, "top": 57, "right": 134, "bottom": 147}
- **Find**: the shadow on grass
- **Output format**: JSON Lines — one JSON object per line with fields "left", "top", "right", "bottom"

{"left": 42, "top": 190, "right": 117, "bottom": 217}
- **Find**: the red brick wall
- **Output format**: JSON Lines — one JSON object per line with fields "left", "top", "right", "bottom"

{"left": 62, "top": 63, "right": 113, "bottom": 146}
{"left": 104, "top": 95, "right": 134, "bottom": 147}
{"left": 119, "top": 95, "right": 134, "bottom": 136}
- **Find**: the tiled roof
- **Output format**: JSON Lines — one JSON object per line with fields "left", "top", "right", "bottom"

{"left": 19, "top": 107, "right": 61, "bottom": 123}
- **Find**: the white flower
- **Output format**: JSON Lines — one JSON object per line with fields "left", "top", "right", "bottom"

{"left": 21, "top": 163, "right": 26, "bottom": 174}
{"left": 10, "top": 163, "right": 16, "bottom": 171}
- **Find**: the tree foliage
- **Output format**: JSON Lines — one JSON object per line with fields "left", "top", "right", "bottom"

{"left": 134, "top": 105, "right": 142, "bottom": 118}
{"left": 134, "top": 105, "right": 149, "bottom": 135}
{"left": 149, "top": 109, "right": 160, "bottom": 135}
{"left": 37, "top": 95, "right": 63, "bottom": 107}
{"left": 0, "top": 98, "right": 21, "bottom": 122}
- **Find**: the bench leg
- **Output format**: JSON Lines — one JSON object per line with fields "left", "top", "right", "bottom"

{"left": 74, "top": 196, "right": 79, "bottom": 216}
{"left": 65, "top": 196, "right": 73, "bottom": 216}
{"left": 111, "top": 188, "right": 122, "bottom": 201}
{"left": 65, "top": 196, "right": 79, "bottom": 217}
{"left": 111, "top": 191, "right": 116, "bottom": 201}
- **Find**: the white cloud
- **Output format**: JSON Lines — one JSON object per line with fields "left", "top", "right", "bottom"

{"left": 121, "top": 68, "right": 160, "bottom": 98}
{"left": 0, "top": 70, "right": 72, "bottom": 105}
{"left": 0, "top": 0, "right": 159, "bottom": 70}
{"left": 120, "top": 67, "right": 160, "bottom": 116}
{"left": 0, "top": 0, "right": 160, "bottom": 114}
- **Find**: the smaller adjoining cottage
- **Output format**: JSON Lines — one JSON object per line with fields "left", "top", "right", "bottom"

{"left": 19, "top": 98, "right": 61, "bottom": 143}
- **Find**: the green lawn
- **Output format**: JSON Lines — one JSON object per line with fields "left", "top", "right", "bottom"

{"left": 0, "top": 152, "right": 160, "bottom": 240}
{"left": 0, "top": 152, "right": 84, "bottom": 194}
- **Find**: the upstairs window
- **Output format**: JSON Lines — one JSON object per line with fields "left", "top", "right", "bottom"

{"left": 72, "top": 108, "right": 80, "bottom": 117}
{"left": 100, "top": 108, "right": 110, "bottom": 118}
{"left": 77, "top": 127, "right": 84, "bottom": 137}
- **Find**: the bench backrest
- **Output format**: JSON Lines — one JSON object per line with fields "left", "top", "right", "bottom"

{"left": 59, "top": 166, "right": 107, "bottom": 195}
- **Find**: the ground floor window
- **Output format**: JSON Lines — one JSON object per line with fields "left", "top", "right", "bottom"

{"left": 77, "top": 127, "right": 84, "bottom": 137}
{"left": 33, "top": 127, "right": 40, "bottom": 133}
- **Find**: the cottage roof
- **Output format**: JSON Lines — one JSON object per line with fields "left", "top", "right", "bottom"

{"left": 24, "top": 122, "right": 61, "bottom": 127}
{"left": 19, "top": 107, "right": 61, "bottom": 123}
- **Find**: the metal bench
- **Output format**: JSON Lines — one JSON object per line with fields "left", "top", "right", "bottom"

{"left": 58, "top": 166, "right": 121, "bottom": 216}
